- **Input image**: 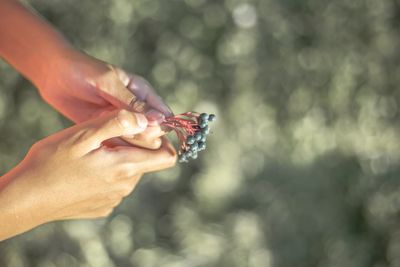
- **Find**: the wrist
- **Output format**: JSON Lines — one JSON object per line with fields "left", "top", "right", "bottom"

{"left": 0, "top": 166, "right": 51, "bottom": 239}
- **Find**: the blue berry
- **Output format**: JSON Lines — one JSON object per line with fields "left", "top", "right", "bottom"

{"left": 179, "top": 155, "right": 188, "bottom": 163}
{"left": 201, "top": 125, "right": 209, "bottom": 135}
{"left": 200, "top": 113, "right": 209, "bottom": 121}
{"left": 199, "top": 120, "right": 208, "bottom": 128}
{"left": 191, "top": 142, "right": 199, "bottom": 151}
{"left": 200, "top": 135, "right": 206, "bottom": 142}
{"left": 186, "top": 150, "right": 193, "bottom": 157}
{"left": 191, "top": 152, "right": 198, "bottom": 159}
{"left": 208, "top": 114, "right": 216, "bottom": 122}
{"left": 187, "top": 135, "right": 195, "bottom": 145}
{"left": 198, "top": 142, "right": 206, "bottom": 151}
{"left": 194, "top": 132, "right": 202, "bottom": 141}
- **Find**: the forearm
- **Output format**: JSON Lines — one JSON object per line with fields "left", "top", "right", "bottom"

{"left": 0, "top": 0, "right": 73, "bottom": 86}
{"left": 0, "top": 166, "right": 48, "bottom": 241}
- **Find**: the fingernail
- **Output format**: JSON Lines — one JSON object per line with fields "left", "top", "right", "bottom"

{"left": 129, "top": 76, "right": 150, "bottom": 99}
{"left": 118, "top": 110, "right": 147, "bottom": 135}
{"left": 145, "top": 109, "right": 165, "bottom": 124}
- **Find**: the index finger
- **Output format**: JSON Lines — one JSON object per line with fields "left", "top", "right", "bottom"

{"left": 127, "top": 74, "right": 173, "bottom": 117}
{"left": 113, "top": 137, "right": 177, "bottom": 173}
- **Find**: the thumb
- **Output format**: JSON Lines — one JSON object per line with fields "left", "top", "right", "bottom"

{"left": 94, "top": 65, "right": 148, "bottom": 112}
{"left": 93, "top": 66, "right": 168, "bottom": 125}
{"left": 78, "top": 109, "right": 148, "bottom": 151}
{"left": 106, "top": 67, "right": 171, "bottom": 123}
{"left": 88, "top": 65, "right": 146, "bottom": 112}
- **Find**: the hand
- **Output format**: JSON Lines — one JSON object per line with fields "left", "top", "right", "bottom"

{"left": 0, "top": 109, "right": 176, "bottom": 240}
{"left": 0, "top": 1, "right": 171, "bottom": 148}
{"left": 37, "top": 49, "right": 171, "bottom": 149}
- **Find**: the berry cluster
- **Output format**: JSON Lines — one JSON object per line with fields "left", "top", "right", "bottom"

{"left": 161, "top": 112, "right": 216, "bottom": 163}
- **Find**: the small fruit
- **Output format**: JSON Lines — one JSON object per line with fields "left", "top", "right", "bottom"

{"left": 194, "top": 132, "right": 203, "bottom": 141}
{"left": 198, "top": 142, "right": 206, "bottom": 151}
{"left": 200, "top": 113, "right": 209, "bottom": 121}
{"left": 208, "top": 114, "right": 216, "bottom": 122}
{"left": 161, "top": 111, "right": 216, "bottom": 163}
{"left": 187, "top": 135, "right": 195, "bottom": 145}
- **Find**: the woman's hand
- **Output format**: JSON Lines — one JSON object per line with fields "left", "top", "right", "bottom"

{"left": 0, "top": 0, "right": 170, "bottom": 149}
{"left": 0, "top": 109, "right": 177, "bottom": 240}
{"left": 38, "top": 50, "right": 171, "bottom": 149}
{"left": 38, "top": 50, "right": 172, "bottom": 123}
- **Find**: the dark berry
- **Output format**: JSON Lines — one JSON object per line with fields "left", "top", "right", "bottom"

{"left": 194, "top": 132, "right": 203, "bottom": 141}
{"left": 199, "top": 120, "right": 208, "bottom": 128}
{"left": 198, "top": 142, "right": 206, "bottom": 151}
{"left": 201, "top": 125, "right": 210, "bottom": 134}
{"left": 160, "top": 111, "right": 215, "bottom": 163}
{"left": 191, "top": 142, "right": 199, "bottom": 151}
{"left": 187, "top": 135, "right": 195, "bottom": 145}
{"left": 179, "top": 155, "right": 188, "bottom": 163}
{"left": 208, "top": 114, "right": 216, "bottom": 122}
{"left": 200, "top": 113, "right": 209, "bottom": 121}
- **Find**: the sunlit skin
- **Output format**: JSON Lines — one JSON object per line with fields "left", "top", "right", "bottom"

{"left": 0, "top": 0, "right": 170, "bottom": 149}
{"left": 0, "top": 0, "right": 177, "bottom": 240}
{"left": 0, "top": 110, "right": 177, "bottom": 241}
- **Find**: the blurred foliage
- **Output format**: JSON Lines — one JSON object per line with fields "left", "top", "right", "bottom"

{"left": 2, "top": 0, "right": 400, "bottom": 266}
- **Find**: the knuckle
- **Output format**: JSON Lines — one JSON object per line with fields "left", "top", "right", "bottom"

{"left": 30, "top": 140, "right": 45, "bottom": 152}
{"left": 30, "top": 139, "right": 53, "bottom": 157}
{"left": 117, "top": 164, "right": 138, "bottom": 179}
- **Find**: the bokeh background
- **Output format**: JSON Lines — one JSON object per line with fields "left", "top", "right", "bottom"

{"left": 1, "top": 0, "right": 400, "bottom": 266}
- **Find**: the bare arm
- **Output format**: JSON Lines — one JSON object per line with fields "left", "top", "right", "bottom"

{"left": 0, "top": 110, "right": 176, "bottom": 240}
{"left": 0, "top": 0, "right": 72, "bottom": 87}
{"left": 0, "top": 0, "right": 171, "bottom": 149}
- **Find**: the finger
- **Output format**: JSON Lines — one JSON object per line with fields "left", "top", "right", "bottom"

{"left": 102, "top": 125, "right": 165, "bottom": 149}
{"left": 93, "top": 65, "right": 148, "bottom": 112}
{"left": 104, "top": 136, "right": 162, "bottom": 150}
{"left": 122, "top": 137, "right": 162, "bottom": 150}
{"left": 78, "top": 109, "right": 148, "bottom": 152}
{"left": 102, "top": 137, "right": 133, "bottom": 148}
{"left": 127, "top": 74, "right": 173, "bottom": 117}
{"left": 122, "top": 125, "right": 165, "bottom": 150}
{"left": 145, "top": 109, "right": 166, "bottom": 126}
{"left": 146, "top": 93, "right": 174, "bottom": 118}
{"left": 101, "top": 67, "right": 170, "bottom": 126}
{"left": 114, "top": 137, "right": 177, "bottom": 173}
